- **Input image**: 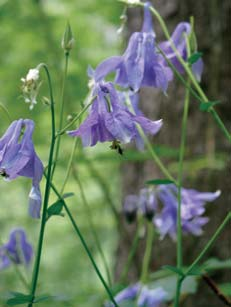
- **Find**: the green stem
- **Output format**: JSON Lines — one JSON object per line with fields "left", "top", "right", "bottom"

{"left": 138, "top": 127, "right": 177, "bottom": 185}
{"left": 72, "top": 166, "right": 113, "bottom": 287}
{"left": 28, "top": 64, "right": 56, "bottom": 307}
{"left": 14, "top": 265, "right": 30, "bottom": 290}
{"left": 174, "top": 33, "right": 191, "bottom": 307}
{"left": 47, "top": 181, "right": 119, "bottom": 307}
{"left": 174, "top": 277, "right": 184, "bottom": 307}
{"left": 174, "top": 81, "right": 190, "bottom": 307}
{"left": 0, "top": 102, "right": 12, "bottom": 122}
{"left": 52, "top": 52, "right": 69, "bottom": 177}
{"left": 186, "top": 211, "right": 231, "bottom": 276}
{"left": 140, "top": 221, "right": 155, "bottom": 284}
{"left": 137, "top": 2, "right": 231, "bottom": 143}
{"left": 209, "top": 108, "right": 231, "bottom": 143}
{"left": 57, "top": 96, "right": 96, "bottom": 136}
{"left": 156, "top": 46, "right": 203, "bottom": 104}
{"left": 60, "top": 138, "right": 78, "bottom": 195}
{"left": 120, "top": 219, "right": 142, "bottom": 283}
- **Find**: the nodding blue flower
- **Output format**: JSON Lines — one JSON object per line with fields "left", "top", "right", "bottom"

{"left": 68, "top": 80, "right": 162, "bottom": 150}
{"left": 139, "top": 187, "right": 157, "bottom": 221}
{"left": 159, "top": 22, "right": 204, "bottom": 81}
{"left": 105, "top": 284, "right": 167, "bottom": 307}
{"left": 138, "top": 286, "right": 167, "bottom": 307}
{"left": 0, "top": 228, "right": 33, "bottom": 270}
{"left": 0, "top": 119, "right": 43, "bottom": 218}
{"left": 123, "top": 194, "right": 139, "bottom": 223}
{"left": 94, "top": 2, "right": 173, "bottom": 93}
{"left": 154, "top": 184, "right": 221, "bottom": 239}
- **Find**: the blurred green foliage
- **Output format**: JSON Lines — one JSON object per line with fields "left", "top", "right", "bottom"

{"left": 0, "top": 0, "right": 123, "bottom": 306}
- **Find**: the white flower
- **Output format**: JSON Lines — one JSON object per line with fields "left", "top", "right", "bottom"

{"left": 21, "top": 67, "right": 41, "bottom": 110}
{"left": 26, "top": 69, "right": 39, "bottom": 82}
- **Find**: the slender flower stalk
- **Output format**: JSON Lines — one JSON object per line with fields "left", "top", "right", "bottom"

{"left": 0, "top": 237, "right": 30, "bottom": 290}
{"left": 136, "top": 122, "right": 177, "bottom": 185}
{"left": 0, "top": 102, "right": 12, "bottom": 122}
{"left": 174, "top": 34, "right": 191, "bottom": 307}
{"left": 46, "top": 179, "right": 119, "bottom": 307}
{"left": 140, "top": 221, "right": 155, "bottom": 284}
{"left": 14, "top": 263, "right": 30, "bottom": 290}
{"left": 136, "top": 2, "right": 231, "bottom": 143}
{"left": 52, "top": 52, "right": 69, "bottom": 178}
{"left": 60, "top": 138, "right": 78, "bottom": 195}
{"left": 120, "top": 217, "right": 142, "bottom": 283}
{"left": 185, "top": 211, "right": 231, "bottom": 276}
{"left": 57, "top": 97, "right": 95, "bottom": 136}
{"left": 174, "top": 78, "right": 191, "bottom": 307}
{"left": 156, "top": 45, "right": 203, "bottom": 104}
{"left": 28, "top": 64, "right": 56, "bottom": 307}
{"left": 125, "top": 94, "right": 177, "bottom": 185}
{"left": 72, "top": 166, "right": 113, "bottom": 287}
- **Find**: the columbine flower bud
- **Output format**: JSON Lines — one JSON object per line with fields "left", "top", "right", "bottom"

{"left": 61, "top": 22, "right": 74, "bottom": 53}
{"left": 21, "top": 68, "right": 41, "bottom": 110}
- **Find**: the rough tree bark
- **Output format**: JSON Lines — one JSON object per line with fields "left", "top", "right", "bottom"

{"left": 115, "top": 1, "right": 231, "bottom": 306}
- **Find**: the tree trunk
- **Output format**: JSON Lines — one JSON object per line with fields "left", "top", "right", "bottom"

{"left": 115, "top": 1, "right": 231, "bottom": 306}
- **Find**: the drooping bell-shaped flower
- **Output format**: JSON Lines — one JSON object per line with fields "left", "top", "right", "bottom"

{"left": 159, "top": 22, "right": 204, "bottom": 81}
{"left": 94, "top": 2, "right": 173, "bottom": 93}
{"left": 0, "top": 228, "right": 33, "bottom": 270}
{"left": 68, "top": 80, "right": 162, "bottom": 150}
{"left": 123, "top": 194, "right": 139, "bottom": 223}
{"left": 105, "top": 283, "right": 167, "bottom": 307}
{"left": 138, "top": 286, "right": 167, "bottom": 307}
{"left": 139, "top": 187, "right": 157, "bottom": 221}
{"left": 154, "top": 184, "right": 221, "bottom": 239}
{"left": 0, "top": 119, "right": 43, "bottom": 218}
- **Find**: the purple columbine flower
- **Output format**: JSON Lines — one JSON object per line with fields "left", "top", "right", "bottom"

{"left": 0, "top": 119, "right": 43, "bottom": 218}
{"left": 159, "top": 22, "right": 204, "bottom": 81}
{"left": 118, "top": 91, "right": 142, "bottom": 116}
{"left": 138, "top": 286, "right": 167, "bottom": 307}
{"left": 0, "top": 228, "right": 33, "bottom": 270}
{"left": 94, "top": 2, "right": 173, "bottom": 92}
{"left": 68, "top": 80, "right": 162, "bottom": 150}
{"left": 154, "top": 184, "right": 221, "bottom": 239}
{"left": 123, "top": 194, "right": 139, "bottom": 223}
{"left": 139, "top": 187, "right": 157, "bottom": 221}
{"left": 105, "top": 284, "right": 167, "bottom": 307}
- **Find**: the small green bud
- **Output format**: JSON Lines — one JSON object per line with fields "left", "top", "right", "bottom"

{"left": 61, "top": 22, "right": 74, "bottom": 53}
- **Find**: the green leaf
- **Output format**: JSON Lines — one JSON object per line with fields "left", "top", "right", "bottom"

{"left": 6, "top": 293, "right": 32, "bottom": 305}
{"left": 47, "top": 199, "right": 64, "bottom": 219}
{"left": 199, "top": 101, "right": 220, "bottom": 112}
{"left": 33, "top": 295, "right": 51, "bottom": 303}
{"left": 146, "top": 179, "right": 174, "bottom": 185}
{"left": 188, "top": 52, "right": 203, "bottom": 65}
{"left": 202, "top": 258, "right": 231, "bottom": 272}
{"left": 162, "top": 265, "right": 184, "bottom": 277}
{"left": 62, "top": 192, "right": 75, "bottom": 199}
{"left": 186, "top": 266, "right": 202, "bottom": 276}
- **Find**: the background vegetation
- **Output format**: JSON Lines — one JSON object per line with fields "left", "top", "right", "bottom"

{"left": 0, "top": 0, "right": 123, "bottom": 306}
